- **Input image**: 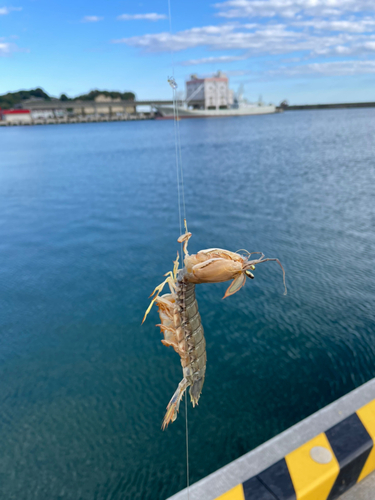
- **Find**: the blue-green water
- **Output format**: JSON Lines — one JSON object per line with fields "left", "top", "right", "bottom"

{"left": 0, "top": 110, "right": 375, "bottom": 499}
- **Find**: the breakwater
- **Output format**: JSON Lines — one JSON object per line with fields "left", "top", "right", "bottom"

{"left": 0, "top": 114, "right": 151, "bottom": 126}
{"left": 284, "top": 101, "right": 375, "bottom": 111}
{"left": 169, "top": 379, "right": 375, "bottom": 500}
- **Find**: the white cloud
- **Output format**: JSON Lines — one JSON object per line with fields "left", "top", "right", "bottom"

{"left": 214, "top": 0, "right": 375, "bottom": 19}
{"left": 113, "top": 23, "right": 337, "bottom": 55}
{"left": 179, "top": 55, "right": 247, "bottom": 65}
{"left": 295, "top": 18, "right": 375, "bottom": 33}
{"left": 272, "top": 59, "right": 375, "bottom": 76}
{"left": 0, "top": 6, "right": 22, "bottom": 15}
{"left": 0, "top": 42, "right": 20, "bottom": 55}
{"left": 113, "top": 19, "right": 375, "bottom": 62}
{"left": 117, "top": 13, "right": 167, "bottom": 21}
{"left": 114, "top": 0, "right": 375, "bottom": 84}
{"left": 0, "top": 42, "right": 11, "bottom": 54}
{"left": 82, "top": 16, "right": 103, "bottom": 23}
{"left": 225, "top": 69, "right": 252, "bottom": 76}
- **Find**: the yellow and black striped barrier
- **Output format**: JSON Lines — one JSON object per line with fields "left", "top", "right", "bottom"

{"left": 216, "top": 398, "right": 375, "bottom": 500}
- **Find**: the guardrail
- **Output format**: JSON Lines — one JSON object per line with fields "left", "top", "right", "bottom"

{"left": 168, "top": 378, "right": 375, "bottom": 500}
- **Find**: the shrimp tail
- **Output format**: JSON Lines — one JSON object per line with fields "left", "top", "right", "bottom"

{"left": 162, "top": 378, "right": 189, "bottom": 430}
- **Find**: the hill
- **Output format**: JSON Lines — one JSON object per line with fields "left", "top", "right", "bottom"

{"left": 73, "top": 90, "right": 135, "bottom": 101}
{"left": 0, "top": 88, "right": 136, "bottom": 109}
{"left": 0, "top": 88, "right": 50, "bottom": 109}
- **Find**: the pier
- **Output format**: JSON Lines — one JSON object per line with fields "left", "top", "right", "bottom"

{"left": 0, "top": 113, "right": 151, "bottom": 126}
{"left": 168, "top": 379, "right": 375, "bottom": 500}
{"left": 19, "top": 99, "right": 174, "bottom": 112}
{"left": 0, "top": 99, "right": 181, "bottom": 126}
{"left": 283, "top": 101, "right": 375, "bottom": 111}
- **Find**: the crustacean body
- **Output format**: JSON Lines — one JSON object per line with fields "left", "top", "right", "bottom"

{"left": 142, "top": 227, "right": 286, "bottom": 429}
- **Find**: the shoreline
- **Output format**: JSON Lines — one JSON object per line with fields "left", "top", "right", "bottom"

{"left": 284, "top": 101, "right": 375, "bottom": 111}
{"left": 0, "top": 114, "right": 152, "bottom": 127}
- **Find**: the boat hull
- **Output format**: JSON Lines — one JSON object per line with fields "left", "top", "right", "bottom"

{"left": 154, "top": 105, "right": 277, "bottom": 119}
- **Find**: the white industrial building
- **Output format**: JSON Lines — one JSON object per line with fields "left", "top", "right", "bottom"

{"left": 30, "top": 110, "right": 56, "bottom": 120}
{"left": 186, "top": 71, "right": 234, "bottom": 110}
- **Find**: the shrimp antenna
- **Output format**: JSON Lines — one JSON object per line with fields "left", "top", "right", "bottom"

{"left": 254, "top": 258, "right": 287, "bottom": 295}
{"left": 237, "top": 250, "right": 265, "bottom": 260}
{"left": 247, "top": 257, "right": 287, "bottom": 295}
{"left": 236, "top": 249, "right": 251, "bottom": 255}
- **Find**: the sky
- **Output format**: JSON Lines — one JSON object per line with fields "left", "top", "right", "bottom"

{"left": 1, "top": 0, "right": 375, "bottom": 104}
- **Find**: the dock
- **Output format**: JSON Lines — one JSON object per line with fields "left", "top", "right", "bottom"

{"left": 284, "top": 101, "right": 375, "bottom": 111}
{"left": 0, "top": 99, "right": 178, "bottom": 126}
{"left": 0, "top": 114, "right": 151, "bottom": 126}
{"left": 168, "top": 378, "right": 375, "bottom": 500}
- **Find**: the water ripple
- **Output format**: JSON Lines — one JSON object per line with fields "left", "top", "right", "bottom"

{"left": 0, "top": 111, "right": 374, "bottom": 499}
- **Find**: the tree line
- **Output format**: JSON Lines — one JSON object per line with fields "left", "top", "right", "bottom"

{"left": 0, "top": 88, "right": 136, "bottom": 109}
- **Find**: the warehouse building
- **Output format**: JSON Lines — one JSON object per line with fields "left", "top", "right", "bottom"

{"left": 0, "top": 109, "right": 32, "bottom": 124}
{"left": 186, "top": 71, "right": 234, "bottom": 110}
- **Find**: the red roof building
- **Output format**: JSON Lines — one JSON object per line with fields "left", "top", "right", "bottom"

{"left": 1, "top": 109, "right": 31, "bottom": 114}
{"left": 0, "top": 108, "right": 32, "bottom": 124}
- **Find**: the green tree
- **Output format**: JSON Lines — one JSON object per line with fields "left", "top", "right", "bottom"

{"left": 74, "top": 90, "right": 135, "bottom": 101}
{"left": 0, "top": 88, "right": 136, "bottom": 109}
{"left": 0, "top": 88, "right": 50, "bottom": 109}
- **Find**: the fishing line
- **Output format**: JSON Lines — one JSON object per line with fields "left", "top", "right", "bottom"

{"left": 172, "top": 86, "right": 182, "bottom": 238}
{"left": 167, "top": 0, "right": 189, "bottom": 497}
{"left": 185, "top": 391, "right": 190, "bottom": 495}
{"left": 176, "top": 103, "right": 187, "bottom": 224}
{"left": 167, "top": 0, "right": 187, "bottom": 235}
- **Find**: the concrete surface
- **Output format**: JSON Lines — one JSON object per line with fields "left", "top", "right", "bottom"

{"left": 167, "top": 378, "right": 375, "bottom": 500}
{"left": 340, "top": 473, "right": 375, "bottom": 500}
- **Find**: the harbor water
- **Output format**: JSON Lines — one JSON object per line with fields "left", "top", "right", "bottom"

{"left": 0, "top": 109, "right": 375, "bottom": 499}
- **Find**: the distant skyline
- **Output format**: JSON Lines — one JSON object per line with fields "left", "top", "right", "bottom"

{"left": 1, "top": 0, "right": 375, "bottom": 104}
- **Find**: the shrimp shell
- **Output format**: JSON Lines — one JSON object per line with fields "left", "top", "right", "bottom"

{"left": 143, "top": 228, "right": 286, "bottom": 429}
{"left": 157, "top": 272, "right": 206, "bottom": 430}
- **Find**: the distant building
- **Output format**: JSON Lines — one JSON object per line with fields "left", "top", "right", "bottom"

{"left": 15, "top": 93, "right": 136, "bottom": 117}
{"left": 72, "top": 95, "right": 135, "bottom": 115}
{"left": 95, "top": 94, "right": 135, "bottom": 114}
{"left": 16, "top": 97, "right": 51, "bottom": 108}
{"left": 0, "top": 109, "right": 32, "bottom": 124}
{"left": 186, "top": 71, "right": 234, "bottom": 110}
{"left": 94, "top": 94, "right": 121, "bottom": 103}
{"left": 31, "top": 110, "right": 56, "bottom": 120}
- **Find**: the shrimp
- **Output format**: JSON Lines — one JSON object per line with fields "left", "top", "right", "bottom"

{"left": 142, "top": 225, "right": 286, "bottom": 429}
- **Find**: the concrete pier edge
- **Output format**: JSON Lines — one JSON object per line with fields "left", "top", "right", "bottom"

{"left": 167, "top": 378, "right": 375, "bottom": 500}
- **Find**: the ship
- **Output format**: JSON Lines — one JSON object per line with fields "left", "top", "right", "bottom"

{"left": 155, "top": 72, "right": 278, "bottom": 119}
{"left": 154, "top": 103, "right": 277, "bottom": 119}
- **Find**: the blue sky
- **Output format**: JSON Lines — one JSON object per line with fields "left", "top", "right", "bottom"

{"left": 1, "top": 0, "right": 375, "bottom": 104}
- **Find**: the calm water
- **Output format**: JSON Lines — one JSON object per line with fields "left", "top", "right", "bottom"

{"left": 0, "top": 109, "right": 375, "bottom": 499}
